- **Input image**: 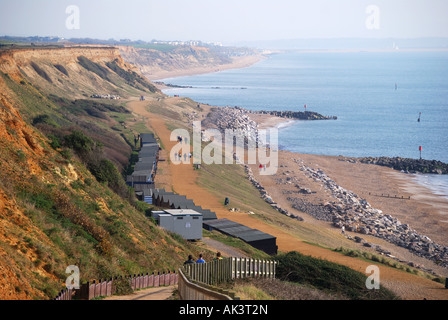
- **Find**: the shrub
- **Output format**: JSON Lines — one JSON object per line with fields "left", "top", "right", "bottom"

{"left": 77, "top": 56, "right": 110, "bottom": 81}
{"left": 275, "top": 251, "right": 399, "bottom": 300}
{"left": 63, "top": 130, "right": 95, "bottom": 159}
{"left": 113, "top": 278, "right": 133, "bottom": 296}
{"left": 30, "top": 62, "right": 52, "bottom": 83}
{"left": 32, "top": 114, "right": 58, "bottom": 127}
{"left": 54, "top": 64, "right": 69, "bottom": 76}
{"left": 106, "top": 60, "right": 158, "bottom": 93}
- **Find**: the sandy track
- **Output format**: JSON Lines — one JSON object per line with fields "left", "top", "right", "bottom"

{"left": 127, "top": 99, "right": 448, "bottom": 300}
{"left": 103, "top": 286, "right": 176, "bottom": 301}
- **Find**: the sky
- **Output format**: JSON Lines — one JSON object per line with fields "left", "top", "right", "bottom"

{"left": 1, "top": 0, "right": 448, "bottom": 44}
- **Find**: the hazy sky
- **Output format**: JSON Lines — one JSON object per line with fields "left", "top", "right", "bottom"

{"left": 1, "top": 0, "right": 448, "bottom": 44}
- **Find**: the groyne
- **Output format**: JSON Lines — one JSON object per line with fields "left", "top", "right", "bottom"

{"left": 255, "top": 110, "right": 337, "bottom": 121}
{"left": 202, "top": 107, "right": 336, "bottom": 146}
{"left": 341, "top": 156, "right": 448, "bottom": 175}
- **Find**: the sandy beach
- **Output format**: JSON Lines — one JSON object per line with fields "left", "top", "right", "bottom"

{"left": 148, "top": 54, "right": 267, "bottom": 82}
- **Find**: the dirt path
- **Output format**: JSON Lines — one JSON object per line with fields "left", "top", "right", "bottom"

{"left": 103, "top": 286, "right": 176, "bottom": 301}
{"left": 127, "top": 99, "right": 448, "bottom": 300}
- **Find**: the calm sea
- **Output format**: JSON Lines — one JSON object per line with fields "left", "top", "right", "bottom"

{"left": 161, "top": 51, "right": 448, "bottom": 198}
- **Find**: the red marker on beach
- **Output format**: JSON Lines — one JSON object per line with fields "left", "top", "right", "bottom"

{"left": 419, "top": 146, "right": 422, "bottom": 159}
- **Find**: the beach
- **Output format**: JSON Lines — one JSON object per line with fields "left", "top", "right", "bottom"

{"left": 148, "top": 54, "right": 267, "bottom": 82}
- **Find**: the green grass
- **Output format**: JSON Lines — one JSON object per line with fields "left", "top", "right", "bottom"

{"left": 334, "top": 247, "right": 444, "bottom": 283}
{"left": 203, "top": 230, "right": 271, "bottom": 260}
{"left": 276, "top": 251, "right": 400, "bottom": 300}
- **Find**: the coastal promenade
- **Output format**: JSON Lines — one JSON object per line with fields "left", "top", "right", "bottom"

{"left": 127, "top": 97, "right": 448, "bottom": 300}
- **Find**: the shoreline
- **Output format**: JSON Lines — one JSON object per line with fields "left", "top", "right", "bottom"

{"left": 147, "top": 54, "right": 267, "bottom": 82}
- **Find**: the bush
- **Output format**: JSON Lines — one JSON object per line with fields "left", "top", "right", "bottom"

{"left": 88, "top": 159, "right": 119, "bottom": 185}
{"left": 54, "top": 64, "right": 69, "bottom": 76}
{"left": 33, "top": 114, "right": 58, "bottom": 127}
{"left": 30, "top": 62, "right": 52, "bottom": 83}
{"left": 275, "top": 251, "right": 399, "bottom": 300}
{"left": 106, "top": 60, "right": 158, "bottom": 93}
{"left": 77, "top": 56, "right": 110, "bottom": 81}
{"left": 113, "top": 278, "right": 133, "bottom": 296}
{"left": 63, "top": 130, "right": 95, "bottom": 159}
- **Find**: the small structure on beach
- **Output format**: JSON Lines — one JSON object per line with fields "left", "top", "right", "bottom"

{"left": 203, "top": 219, "right": 278, "bottom": 255}
{"left": 127, "top": 133, "right": 160, "bottom": 196}
{"left": 152, "top": 209, "right": 203, "bottom": 241}
{"left": 150, "top": 189, "right": 217, "bottom": 221}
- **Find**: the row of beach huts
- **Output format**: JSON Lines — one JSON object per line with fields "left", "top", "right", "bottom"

{"left": 126, "top": 133, "right": 278, "bottom": 255}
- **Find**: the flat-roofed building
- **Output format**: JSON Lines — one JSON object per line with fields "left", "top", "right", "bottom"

{"left": 153, "top": 209, "right": 203, "bottom": 241}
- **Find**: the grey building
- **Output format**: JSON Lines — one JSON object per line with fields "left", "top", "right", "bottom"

{"left": 153, "top": 209, "right": 203, "bottom": 241}
{"left": 203, "top": 219, "right": 278, "bottom": 255}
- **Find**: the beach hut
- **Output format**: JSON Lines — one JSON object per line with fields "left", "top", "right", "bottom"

{"left": 203, "top": 219, "right": 277, "bottom": 255}
{"left": 154, "top": 209, "right": 203, "bottom": 241}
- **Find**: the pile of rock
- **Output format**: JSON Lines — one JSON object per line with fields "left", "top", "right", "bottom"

{"left": 90, "top": 94, "right": 121, "bottom": 100}
{"left": 184, "top": 111, "right": 199, "bottom": 126}
{"left": 340, "top": 156, "right": 448, "bottom": 174}
{"left": 292, "top": 159, "right": 448, "bottom": 268}
{"left": 255, "top": 110, "right": 337, "bottom": 121}
{"left": 244, "top": 165, "right": 304, "bottom": 221}
{"left": 204, "top": 107, "right": 258, "bottom": 145}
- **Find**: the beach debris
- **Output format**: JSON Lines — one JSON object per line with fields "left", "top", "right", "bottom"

{"left": 338, "top": 156, "right": 448, "bottom": 174}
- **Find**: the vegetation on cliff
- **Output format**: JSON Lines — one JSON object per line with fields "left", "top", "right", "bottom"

{"left": 0, "top": 47, "right": 202, "bottom": 299}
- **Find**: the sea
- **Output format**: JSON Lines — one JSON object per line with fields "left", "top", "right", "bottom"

{"left": 160, "top": 51, "right": 448, "bottom": 199}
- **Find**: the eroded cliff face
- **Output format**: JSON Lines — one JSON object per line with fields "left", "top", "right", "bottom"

{"left": 119, "top": 45, "right": 232, "bottom": 78}
{"left": 0, "top": 46, "right": 157, "bottom": 101}
{"left": 0, "top": 47, "right": 191, "bottom": 300}
{"left": 1, "top": 46, "right": 118, "bottom": 79}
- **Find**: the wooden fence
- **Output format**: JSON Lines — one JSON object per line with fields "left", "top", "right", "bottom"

{"left": 53, "top": 271, "right": 178, "bottom": 300}
{"left": 178, "top": 268, "right": 236, "bottom": 300}
{"left": 183, "top": 257, "right": 277, "bottom": 287}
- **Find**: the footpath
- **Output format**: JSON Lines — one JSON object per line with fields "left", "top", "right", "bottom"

{"left": 103, "top": 286, "right": 176, "bottom": 301}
